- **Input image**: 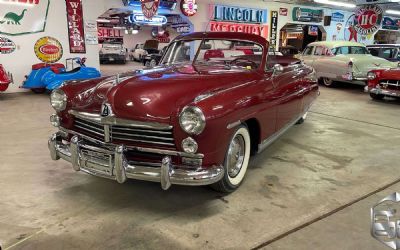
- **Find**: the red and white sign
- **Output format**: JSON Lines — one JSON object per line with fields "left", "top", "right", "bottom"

{"left": 210, "top": 21, "right": 268, "bottom": 38}
{"left": 66, "top": 0, "right": 86, "bottom": 53}
{"left": 98, "top": 27, "right": 123, "bottom": 39}
{"left": 279, "top": 8, "right": 288, "bottom": 16}
{"left": 0, "top": 0, "right": 39, "bottom": 5}
{"left": 157, "top": 31, "right": 170, "bottom": 43}
{"left": 181, "top": 0, "right": 198, "bottom": 17}
{"left": 354, "top": 4, "right": 383, "bottom": 35}
{"left": 0, "top": 37, "right": 16, "bottom": 54}
{"left": 140, "top": 0, "right": 160, "bottom": 19}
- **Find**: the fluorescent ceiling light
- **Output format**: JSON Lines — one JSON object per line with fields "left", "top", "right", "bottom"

{"left": 386, "top": 10, "right": 400, "bottom": 16}
{"left": 97, "top": 19, "right": 111, "bottom": 23}
{"left": 314, "top": 0, "right": 356, "bottom": 8}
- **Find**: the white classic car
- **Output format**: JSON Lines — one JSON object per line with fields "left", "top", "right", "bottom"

{"left": 298, "top": 41, "right": 397, "bottom": 86}
{"left": 130, "top": 40, "right": 160, "bottom": 62}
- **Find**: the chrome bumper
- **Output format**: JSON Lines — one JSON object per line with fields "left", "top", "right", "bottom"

{"left": 48, "top": 132, "right": 224, "bottom": 190}
{"left": 368, "top": 87, "right": 400, "bottom": 97}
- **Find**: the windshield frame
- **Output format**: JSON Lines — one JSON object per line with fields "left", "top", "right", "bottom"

{"left": 159, "top": 37, "right": 266, "bottom": 71}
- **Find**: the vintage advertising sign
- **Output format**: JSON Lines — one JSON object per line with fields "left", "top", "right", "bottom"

{"left": 210, "top": 21, "right": 268, "bottom": 38}
{"left": 140, "top": 0, "right": 160, "bottom": 19}
{"left": 331, "top": 12, "right": 345, "bottom": 23}
{"left": 0, "top": 37, "right": 16, "bottom": 54}
{"left": 211, "top": 5, "right": 268, "bottom": 24}
{"left": 353, "top": 4, "right": 383, "bottom": 35}
{"left": 66, "top": 0, "right": 86, "bottom": 54}
{"left": 382, "top": 16, "right": 400, "bottom": 30}
{"left": 98, "top": 27, "right": 123, "bottom": 40}
{"left": 308, "top": 26, "right": 318, "bottom": 36}
{"left": 34, "top": 36, "right": 63, "bottom": 63}
{"left": 0, "top": 0, "right": 50, "bottom": 36}
{"left": 181, "top": 0, "right": 197, "bottom": 17}
{"left": 279, "top": 8, "right": 288, "bottom": 16}
{"left": 292, "top": 7, "right": 324, "bottom": 23}
{"left": 269, "top": 11, "right": 278, "bottom": 50}
{"left": 129, "top": 14, "right": 167, "bottom": 26}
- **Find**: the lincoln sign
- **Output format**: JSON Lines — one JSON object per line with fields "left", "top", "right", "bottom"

{"left": 210, "top": 4, "right": 268, "bottom": 38}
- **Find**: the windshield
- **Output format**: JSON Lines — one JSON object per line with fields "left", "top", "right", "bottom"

{"left": 332, "top": 46, "right": 369, "bottom": 55}
{"left": 161, "top": 39, "right": 263, "bottom": 69}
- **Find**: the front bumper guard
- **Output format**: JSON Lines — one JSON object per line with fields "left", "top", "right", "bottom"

{"left": 48, "top": 133, "right": 224, "bottom": 190}
{"left": 366, "top": 87, "right": 400, "bottom": 98}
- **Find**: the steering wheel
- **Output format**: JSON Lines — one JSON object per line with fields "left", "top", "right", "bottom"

{"left": 229, "top": 58, "right": 258, "bottom": 69}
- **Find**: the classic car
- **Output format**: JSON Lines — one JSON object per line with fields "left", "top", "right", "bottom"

{"left": 279, "top": 46, "right": 299, "bottom": 57}
{"left": 21, "top": 58, "right": 101, "bottom": 93}
{"left": 130, "top": 40, "right": 159, "bottom": 62}
{"left": 298, "top": 41, "right": 397, "bottom": 87}
{"left": 99, "top": 43, "right": 127, "bottom": 64}
{"left": 48, "top": 32, "right": 318, "bottom": 193}
{"left": 366, "top": 69, "right": 400, "bottom": 100}
{"left": 0, "top": 64, "right": 12, "bottom": 92}
{"left": 367, "top": 44, "right": 400, "bottom": 62}
{"left": 143, "top": 46, "right": 168, "bottom": 68}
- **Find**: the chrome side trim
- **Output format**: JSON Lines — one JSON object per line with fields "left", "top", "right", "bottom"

{"left": 257, "top": 112, "right": 305, "bottom": 154}
{"left": 69, "top": 110, "right": 173, "bottom": 130}
{"left": 59, "top": 127, "right": 204, "bottom": 159}
{"left": 227, "top": 120, "right": 241, "bottom": 129}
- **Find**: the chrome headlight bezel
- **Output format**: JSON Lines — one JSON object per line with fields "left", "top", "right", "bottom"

{"left": 181, "top": 137, "right": 199, "bottom": 154}
{"left": 179, "top": 106, "right": 206, "bottom": 135}
{"left": 367, "top": 72, "right": 376, "bottom": 80}
{"left": 50, "top": 89, "right": 67, "bottom": 112}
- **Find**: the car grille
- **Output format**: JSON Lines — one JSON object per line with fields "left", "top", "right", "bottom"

{"left": 379, "top": 80, "right": 400, "bottom": 90}
{"left": 74, "top": 117, "right": 175, "bottom": 148}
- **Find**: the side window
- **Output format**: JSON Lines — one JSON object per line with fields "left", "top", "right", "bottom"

{"left": 314, "top": 46, "right": 323, "bottom": 56}
{"left": 335, "top": 47, "right": 349, "bottom": 55}
{"left": 382, "top": 48, "right": 395, "bottom": 59}
{"left": 368, "top": 48, "right": 379, "bottom": 57}
{"left": 303, "top": 46, "right": 313, "bottom": 56}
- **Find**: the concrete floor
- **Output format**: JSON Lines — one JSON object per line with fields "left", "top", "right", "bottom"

{"left": 0, "top": 69, "right": 400, "bottom": 249}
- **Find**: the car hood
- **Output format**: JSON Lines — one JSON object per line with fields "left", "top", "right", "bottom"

{"left": 377, "top": 68, "right": 400, "bottom": 80}
{"left": 345, "top": 54, "right": 397, "bottom": 71}
{"left": 68, "top": 64, "right": 259, "bottom": 123}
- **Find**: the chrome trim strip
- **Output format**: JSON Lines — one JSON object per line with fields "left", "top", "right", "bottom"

{"left": 75, "top": 125, "right": 104, "bottom": 137}
{"left": 257, "top": 112, "right": 305, "bottom": 154}
{"left": 69, "top": 110, "right": 172, "bottom": 130}
{"left": 111, "top": 131, "right": 174, "bottom": 141}
{"left": 59, "top": 127, "right": 204, "bottom": 159}
{"left": 227, "top": 120, "right": 241, "bottom": 129}
{"left": 112, "top": 127, "right": 173, "bottom": 135}
{"left": 111, "top": 136, "right": 175, "bottom": 146}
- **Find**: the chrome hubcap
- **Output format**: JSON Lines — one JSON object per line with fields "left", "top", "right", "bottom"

{"left": 323, "top": 78, "right": 332, "bottom": 86}
{"left": 227, "top": 135, "right": 245, "bottom": 178}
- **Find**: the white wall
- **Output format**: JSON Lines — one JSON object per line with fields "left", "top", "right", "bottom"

{"left": 0, "top": 0, "right": 121, "bottom": 93}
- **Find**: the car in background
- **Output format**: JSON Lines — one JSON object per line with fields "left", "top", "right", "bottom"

{"left": 367, "top": 44, "right": 400, "bottom": 62}
{"left": 366, "top": 69, "right": 400, "bottom": 100}
{"left": 0, "top": 64, "right": 12, "bottom": 92}
{"left": 298, "top": 41, "right": 397, "bottom": 87}
{"left": 279, "top": 46, "right": 299, "bottom": 57}
{"left": 131, "top": 40, "right": 159, "bottom": 62}
{"left": 48, "top": 32, "right": 318, "bottom": 193}
{"left": 99, "top": 43, "right": 127, "bottom": 64}
{"left": 143, "top": 46, "right": 168, "bottom": 68}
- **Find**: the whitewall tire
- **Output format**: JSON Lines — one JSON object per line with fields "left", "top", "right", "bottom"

{"left": 211, "top": 125, "right": 251, "bottom": 193}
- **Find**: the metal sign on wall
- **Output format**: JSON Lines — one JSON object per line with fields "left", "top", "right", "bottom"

{"left": 140, "top": 0, "right": 161, "bottom": 19}
{"left": 0, "top": 0, "right": 50, "bottom": 36}
{"left": 292, "top": 7, "right": 324, "bottom": 23}
{"left": 353, "top": 4, "right": 383, "bottom": 35}
{"left": 66, "top": 0, "right": 86, "bottom": 53}
{"left": 269, "top": 11, "right": 278, "bottom": 50}
{"left": 34, "top": 36, "right": 63, "bottom": 63}
{"left": 0, "top": 37, "right": 16, "bottom": 54}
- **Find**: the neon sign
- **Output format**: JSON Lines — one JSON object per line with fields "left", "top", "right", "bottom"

{"left": 129, "top": 14, "right": 167, "bottom": 26}
{"left": 212, "top": 5, "right": 267, "bottom": 24}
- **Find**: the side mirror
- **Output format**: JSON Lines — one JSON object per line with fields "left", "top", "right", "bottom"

{"left": 273, "top": 64, "right": 284, "bottom": 75}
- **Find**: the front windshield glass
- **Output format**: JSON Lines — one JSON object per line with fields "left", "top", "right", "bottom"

{"left": 332, "top": 46, "right": 369, "bottom": 55}
{"left": 161, "top": 39, "right": 263, "bottom": 69}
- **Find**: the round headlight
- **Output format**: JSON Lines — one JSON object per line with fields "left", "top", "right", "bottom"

{"left": 367, "top": 72, "right": 376, "bottom": 80}
{"left": 182, "top": 137, "right": 198, "bottom": 154}
{"left": 50, "top": 89, "right": 67, "bottom": 112}
{"left": 179, "top": 106, "right": 206, "bottom": 135}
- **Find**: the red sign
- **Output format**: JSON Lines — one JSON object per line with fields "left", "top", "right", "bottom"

{"left": 181, "top": 0, "right": 197, "bottom": 17}
{"left": 354, "top": 5, "right": 383, "bottom": 35}
{"left": 0, "top": 0, "right": 39, "bottom": 5}
{"left": 157, "top": 30, "right": 170, "bottom": 43}
{"left": 140, "top": 0, "right": 160, "bottom": 19}
{"left": 210, "top": 21, "right": 268, "bottom": 38}
{"left": 279, "top": 8, "right": 288, "bottom": 16}
{"left": 98, "top": 27, "right": 123, "bottom": 39}
{"left": 66, "top": 0, "right": 86, "bottom": 53}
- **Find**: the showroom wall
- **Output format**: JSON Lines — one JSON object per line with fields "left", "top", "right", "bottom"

{"left": 0, "top": 0, "right": 121, "bottom": 93}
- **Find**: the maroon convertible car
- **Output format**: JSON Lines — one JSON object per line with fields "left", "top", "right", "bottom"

{"left": 48, "top": 32, "right": 318, "bottom": 192}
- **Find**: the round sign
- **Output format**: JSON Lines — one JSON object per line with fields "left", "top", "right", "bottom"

{"left": 140, "top": 0, "right": 160, "bottom": 19}
{"left": 354, "top": 5, "right": 383, "bottom": 36}
{"left": 0, "top": 37, "right": 16, "bottom": 54}
{"left": 181, "top": 0, "right": 198, "bottom": 17}
{"left": 34, "top": 36, "right": 63, "bottom": 63}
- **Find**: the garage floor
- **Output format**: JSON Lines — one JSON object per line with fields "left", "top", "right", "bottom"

{"left": 1, "top": 70, "right": 400, "bottom": 249}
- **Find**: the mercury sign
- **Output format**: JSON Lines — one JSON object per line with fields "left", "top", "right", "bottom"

{"left": 212, "top": 5, "right": 267, "bottom": 24}
{"left": 129, "top": 14, "right": 167, "bottom": 26}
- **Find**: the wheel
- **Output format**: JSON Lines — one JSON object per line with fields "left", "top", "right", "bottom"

{"left": 296, "top": 112, "right": 308, "bottom": 125}
{"left": 321, "top": 77, "right": 335, "bottom": 87}
{"left": 31, "top": 88, "right": 46, "bottom": 94}
{"left": 149, "top": 59, "right": 157, "bottom": 68}
{"left": 211, "top": 125, "right": 251, "bottom": 193}
{"left": 370, "top": 93, "right": 385, "bottom": 100}
{"left": 145, "top": 60, "right": 150, "bottom": 67}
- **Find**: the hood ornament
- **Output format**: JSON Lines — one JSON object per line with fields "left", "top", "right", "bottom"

{"left": 101, "top": 103, "right": 113, "bottom": 117}
{"left": 373, "top": 63, "right": 381, "bottom": 67}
